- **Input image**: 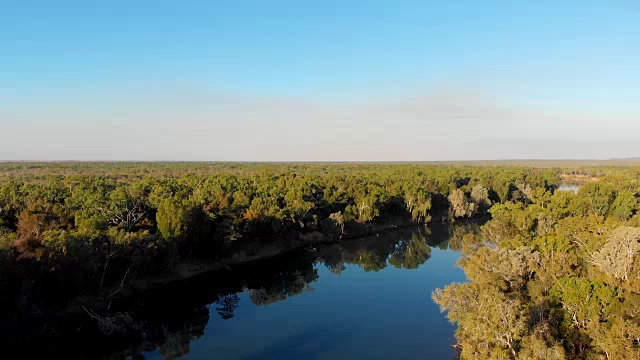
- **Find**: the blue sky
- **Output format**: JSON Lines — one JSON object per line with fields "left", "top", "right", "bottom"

{"left": 2, "top": 1, "right": 639, "bottom": 160}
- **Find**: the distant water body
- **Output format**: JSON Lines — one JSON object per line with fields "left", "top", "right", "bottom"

{"left": 557, "top": 183, "right": 581, "bottom": 193}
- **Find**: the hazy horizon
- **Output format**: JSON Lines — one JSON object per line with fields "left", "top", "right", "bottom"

{"left": 3, "top": 1, "right": 639, "bottom": 161}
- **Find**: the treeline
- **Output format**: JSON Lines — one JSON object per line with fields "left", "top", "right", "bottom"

{"left": 0, "top": 163, "right": 560, "bottom": 340}
{"left": 434, "top": 172, "right": 640, "bottom": 359}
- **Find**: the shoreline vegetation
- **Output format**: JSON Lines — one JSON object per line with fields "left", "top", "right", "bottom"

{"left": 1, "top": 161, "right": 639, "bottom": 358}
{"left": 431, "top": 172, "right": 640, "bottom": 359}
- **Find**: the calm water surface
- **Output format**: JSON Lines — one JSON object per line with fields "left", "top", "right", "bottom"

{"left": 112, "top": 224, "right": 469, "bottom": 359}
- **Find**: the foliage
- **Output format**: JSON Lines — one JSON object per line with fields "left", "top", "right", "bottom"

{"left": 434, "top": 166, "right": 640, "bottom": 359}
{"left": 6, "top": 161, "right": 640, "bottom": 358}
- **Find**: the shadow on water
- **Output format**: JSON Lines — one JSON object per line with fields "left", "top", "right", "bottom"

{"left": 6, "top": 221, "right": 482, "bottom": 359}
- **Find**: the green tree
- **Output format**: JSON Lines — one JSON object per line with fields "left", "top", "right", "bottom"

{"left": 156, "top": 197, "right": 193, "bottom": 239}
{"left": 449, "top": 189, "right": 478, "bottom": 218}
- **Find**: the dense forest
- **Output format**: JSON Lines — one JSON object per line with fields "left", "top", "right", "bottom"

{"left": 433, "top": 169, "right": 640, "bottom": 359}
{"left": 1, "top": 162, "right": 639, "bottom": 359}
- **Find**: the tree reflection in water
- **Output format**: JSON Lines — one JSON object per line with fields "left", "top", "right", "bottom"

{"left": 215, "top": 294, "right": 241, "bottom": 320}
{"left": 33, "top": 223, "right": 478, "bottom": 359}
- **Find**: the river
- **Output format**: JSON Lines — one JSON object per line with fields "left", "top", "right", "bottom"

{"left": 83, "top": 223, "right": 469, "bottom": 359}
{"left": 557, "top": 182, "right": 582, "bottom": 193}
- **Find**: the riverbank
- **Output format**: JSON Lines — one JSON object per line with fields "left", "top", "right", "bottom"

{"left": 1, "top": 219, "right": 437, "bottom": 358}
{"left": 9, "top": 222, "right": 471, "bottom": 359}
{"left": 70, "top": 219, "right": 422, "bottom": 316}
{"left": 559, "top": 173, "right": 599, "bottom": 183}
